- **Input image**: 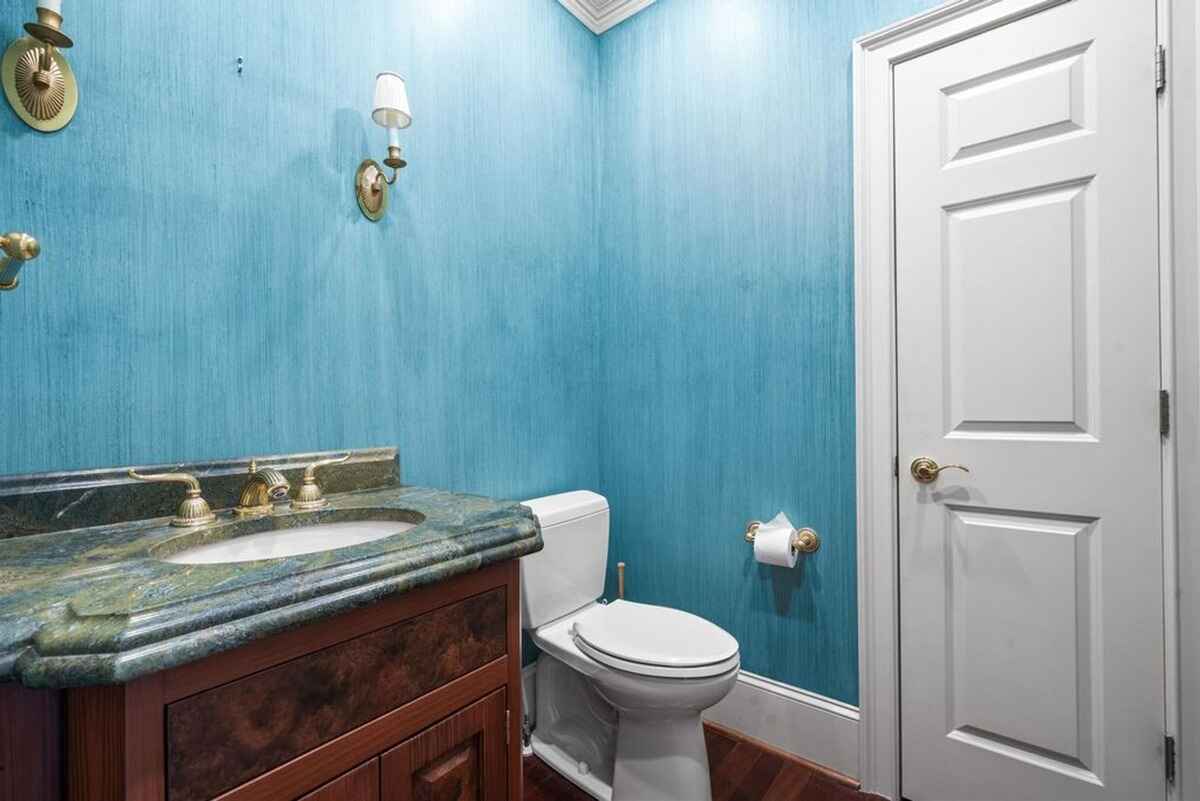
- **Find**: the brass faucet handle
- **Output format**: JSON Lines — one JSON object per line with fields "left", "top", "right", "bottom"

{"left": 127, "top": 469, "right": 216, "bottom": 528}
{"left": 292, "top": 453, "right": 350, "bottom": 511}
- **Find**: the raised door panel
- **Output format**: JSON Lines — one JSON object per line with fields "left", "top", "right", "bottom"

{"left": 381, "top": 691, "right": 507, "bottom": 801}
{"left": 297, "top": 759, "right": 379, "bottom": 801}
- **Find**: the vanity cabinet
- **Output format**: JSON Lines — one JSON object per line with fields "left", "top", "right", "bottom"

{"left": 33, "top": 560, "right": 523, "bottom": 801}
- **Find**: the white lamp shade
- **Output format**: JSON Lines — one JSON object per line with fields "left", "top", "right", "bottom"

{"left": 372, "top": 72, "right": 412, "bottom": 130}
{"left": 37, "top": 0, "right": 63, "bottom": 14}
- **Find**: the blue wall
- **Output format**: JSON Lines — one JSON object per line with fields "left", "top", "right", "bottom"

{"left": 0, "top": 0, "right": 599, "bottom": 501}
{"left": 0, "top": 0, "right": 949, "bottom": 704}
{"left": 595, "top": 0, "right": 938, "bottom": 704}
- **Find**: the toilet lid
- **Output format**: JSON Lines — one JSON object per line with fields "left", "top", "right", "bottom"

{"left": 571, "top": 600, "right": 739, "bottom": 678}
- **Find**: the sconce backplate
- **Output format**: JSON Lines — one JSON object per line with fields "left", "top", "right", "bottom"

{"left": 2, "top": 36, "right": 78, "bottom": 132}
{"left": 355, "top": 160, "right": 388, "bottom": 222}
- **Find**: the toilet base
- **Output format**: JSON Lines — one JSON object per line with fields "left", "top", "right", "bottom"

{"left": 531, "top": 733, "right": 613, "bottom": 801}
{"left": 612, "top": 711, "right": 713, "bottom": 801}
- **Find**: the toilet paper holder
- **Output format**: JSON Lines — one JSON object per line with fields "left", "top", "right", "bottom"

{"left": 744, "top": 521, "right": 821, "bottom": 555}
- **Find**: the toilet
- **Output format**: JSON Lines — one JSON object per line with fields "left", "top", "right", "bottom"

{"left": 521, "top": 491, "right": 740, "bottom": 801}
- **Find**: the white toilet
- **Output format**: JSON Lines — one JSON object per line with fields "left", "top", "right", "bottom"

{"left": 521, "top": 491, "right": 740, "bottom": 801}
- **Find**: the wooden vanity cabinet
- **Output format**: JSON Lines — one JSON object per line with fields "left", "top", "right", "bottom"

{"left": 53, "top": 560, "right": 523, "bottom": 801}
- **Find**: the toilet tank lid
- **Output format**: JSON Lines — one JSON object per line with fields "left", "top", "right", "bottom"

{"left": 522, "top": 491, "right": 608, "bottom": 528}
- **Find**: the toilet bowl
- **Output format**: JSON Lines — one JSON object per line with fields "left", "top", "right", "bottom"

{"left": 521, "top": 491, "right": 740, "bottom": 801}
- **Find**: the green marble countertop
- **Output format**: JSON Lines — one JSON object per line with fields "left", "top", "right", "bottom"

{"left": 0, "top": 485, "right": 541, "bottom": 688}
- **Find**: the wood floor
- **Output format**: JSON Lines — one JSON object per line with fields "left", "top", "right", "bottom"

{"left": 524, "top": 722, "right": 874, "bottom": 801}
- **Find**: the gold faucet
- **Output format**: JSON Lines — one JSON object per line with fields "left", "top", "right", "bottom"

{"left": 0, "top": 232, "right": 40, "bottom": 290}
{"left": 235, "top": 460, "right": 291, "bottom": 517}
{"left": 291, "top": 453, "right": 350, "bottom": 511}
{"left": 127, "top": 469, "right": 216, "bottom": 527}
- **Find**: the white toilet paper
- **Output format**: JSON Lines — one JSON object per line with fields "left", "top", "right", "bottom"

{"left": 753, "top": 512, "right": 798, "bottom": 568}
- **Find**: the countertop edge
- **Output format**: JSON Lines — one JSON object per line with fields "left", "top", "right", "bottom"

{"left": 6, "top": 530, "right": 542, "bottom": 688}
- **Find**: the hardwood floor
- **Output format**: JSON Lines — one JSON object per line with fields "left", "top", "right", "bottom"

{"left": 524, "top": 722, "right": 874, "bottom": 801}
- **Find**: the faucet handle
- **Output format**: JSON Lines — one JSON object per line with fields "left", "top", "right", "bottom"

{"left": 292, "top": 453, "right": 350, "bottom": 511}
{"left": 128, "top": 469, "right": 216, "bottom": 528}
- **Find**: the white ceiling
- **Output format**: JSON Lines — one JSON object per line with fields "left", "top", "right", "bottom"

{"left": 557, "top": 0, "right": 656, "bottom": 34}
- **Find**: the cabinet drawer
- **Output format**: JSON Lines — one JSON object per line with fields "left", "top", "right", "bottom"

{"left": 165, "top": 588, "right": 506, "bottom": 801}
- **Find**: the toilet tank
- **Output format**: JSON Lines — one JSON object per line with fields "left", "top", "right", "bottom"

{"left": 520, "top": 491, "right": 610, "bottom": 630}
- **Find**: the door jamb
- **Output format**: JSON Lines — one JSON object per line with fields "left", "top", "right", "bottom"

{"left": 851, "top": 1, "right": 1184, "bottom": 798}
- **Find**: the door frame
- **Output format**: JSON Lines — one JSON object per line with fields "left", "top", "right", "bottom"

{"left": 851, "top": 1, "right": 1186, "bottom": 798}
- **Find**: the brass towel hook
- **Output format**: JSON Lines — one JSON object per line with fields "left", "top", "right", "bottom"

{"left": 0, "top": 232, "right": 39, "bottom": 290}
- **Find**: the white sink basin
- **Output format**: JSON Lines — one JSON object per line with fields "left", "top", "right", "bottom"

{"left": 162, "top": 520, "right": 417, "bottom": 565}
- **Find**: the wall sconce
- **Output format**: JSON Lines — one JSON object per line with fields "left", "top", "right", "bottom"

{"left": 2, "top": 0, "right": 78, "bottom": 132}
{"left": 355, "top": 72, "right": 412, "bottom": 222}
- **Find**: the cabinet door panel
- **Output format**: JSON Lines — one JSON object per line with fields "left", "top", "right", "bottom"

{"left": 297, "top": 759, "right": 379, "bottom": 801}
{"left": 381, "top": 691, "right": 507, "bottom": 801}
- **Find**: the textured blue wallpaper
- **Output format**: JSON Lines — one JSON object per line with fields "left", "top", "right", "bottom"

{"left": 0, "top": 0, "right": 599, "bottom": 501}
{"left": 595, "top": 0, "right": 939, "bottom": 704}
{"left": 0, "top": 0, "right": 950, "bottom": 701}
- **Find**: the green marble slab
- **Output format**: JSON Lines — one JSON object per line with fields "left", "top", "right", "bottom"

{"left": 0, "top": 484, "right": 541, "bottom": 688}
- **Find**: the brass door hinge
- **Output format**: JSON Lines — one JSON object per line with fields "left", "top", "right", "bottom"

{"left": 1166, "top": 734, "right": 1177, "bottom": 785}
{"left": 506, "top": 709, "right": 510, "bottom": 744}
{"left": 1161, "top": 390, "right": 1171, "bottom": 437}
{"left": 1157, "top": 45, "right": 1167, "bottom": 93}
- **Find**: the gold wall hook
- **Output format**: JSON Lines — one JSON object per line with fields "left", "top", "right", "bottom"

{"left": 127, "top": 469, "right": 217, "bottom": 528}
{"left": 291, "top": 453, "right": 350, "bottom": 511}
{"left": 744, "top": 520, "right": 821, "bottom": 555}
{"left": 0, "top": 232, "right": 39, "bottom": 290}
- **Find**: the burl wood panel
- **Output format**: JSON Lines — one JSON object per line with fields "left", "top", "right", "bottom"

{"left": 166, "top": 588, "right": 506, "bottom": 801}
{"left": 0, "top": 685, "right": 62, "bottom": 801}
{"left": 380, "top": 690, "right": 506, "bottom": 801}
{"left": 298, "top": 759, "right": 379, "bottom": 801}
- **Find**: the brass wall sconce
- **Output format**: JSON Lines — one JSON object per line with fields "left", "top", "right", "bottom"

{"left": 356, "top": 72, "right": 412, "bottom": 222}
{"left": 0, "top": 232, "right": 40, "bottom": 291}
{"left": 2, "top": 0, "right": 78, "bottom": 132}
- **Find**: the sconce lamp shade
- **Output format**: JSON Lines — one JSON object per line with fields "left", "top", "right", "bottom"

{"left": 372, "top": 72, "right": 412, "bottom": 130}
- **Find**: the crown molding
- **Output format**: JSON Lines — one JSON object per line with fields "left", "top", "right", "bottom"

{"left": 557, "top": 0, "right": 656, "bottom": 34}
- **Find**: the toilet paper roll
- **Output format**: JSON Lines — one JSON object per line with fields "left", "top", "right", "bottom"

{"left": 753, "top": 512, "right": 798, "bottom": 568}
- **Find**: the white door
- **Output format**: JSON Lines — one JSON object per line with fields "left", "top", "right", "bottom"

{"left": 894, "top": 2, "right": 1165, "bottom": 800}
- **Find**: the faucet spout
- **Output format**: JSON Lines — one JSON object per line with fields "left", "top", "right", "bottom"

{"left": 235, "top": 462, "right": 291, "bottom": 517}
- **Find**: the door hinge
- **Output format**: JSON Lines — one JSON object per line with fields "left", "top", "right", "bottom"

{"left": 506, "top": 709, "right": 510, "bottom": 744}
{"left": 1157, "top": 45, "right": 1167, "bottom": 93}
{"left": 1161, "top": 390, "right": 1171, "bottom": 437}
{"left": 893, "top": 456, "right": 899, "bottom": 479}
{"left": 1166, "top": 734, "right": 1177, "bottom": 785}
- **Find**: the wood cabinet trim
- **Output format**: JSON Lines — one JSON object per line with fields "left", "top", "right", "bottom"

{"left": 296, "top": 759, "right": 379, "bottom": 801}
{"left": 380, "top": 689, "right": 507, "bottom": 801}
{"left": 163, "top": 565, "right": 511, "bottom": 704}
{"left": 213, "top": 657, "right": 507, "bottom": 801}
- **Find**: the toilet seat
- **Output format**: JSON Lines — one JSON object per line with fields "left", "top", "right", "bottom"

{"left": 570, "top": 600, "right": 740, "bottom": 679}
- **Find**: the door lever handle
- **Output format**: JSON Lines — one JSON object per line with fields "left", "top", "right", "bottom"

{"left": 910, "top": 457, "right": 970, "bottom": 484}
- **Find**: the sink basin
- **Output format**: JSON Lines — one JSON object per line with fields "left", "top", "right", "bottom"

{"left": 161, "top": 520, "right": 418, "bottom": 565}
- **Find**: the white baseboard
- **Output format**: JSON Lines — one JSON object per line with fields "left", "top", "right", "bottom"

{"left": 703, "top": 671, "right": 861, "bottom": 779}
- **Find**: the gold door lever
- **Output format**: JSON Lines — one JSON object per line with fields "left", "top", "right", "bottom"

{"left": 910, "top": 458, "right": 970, "bottom": 484}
